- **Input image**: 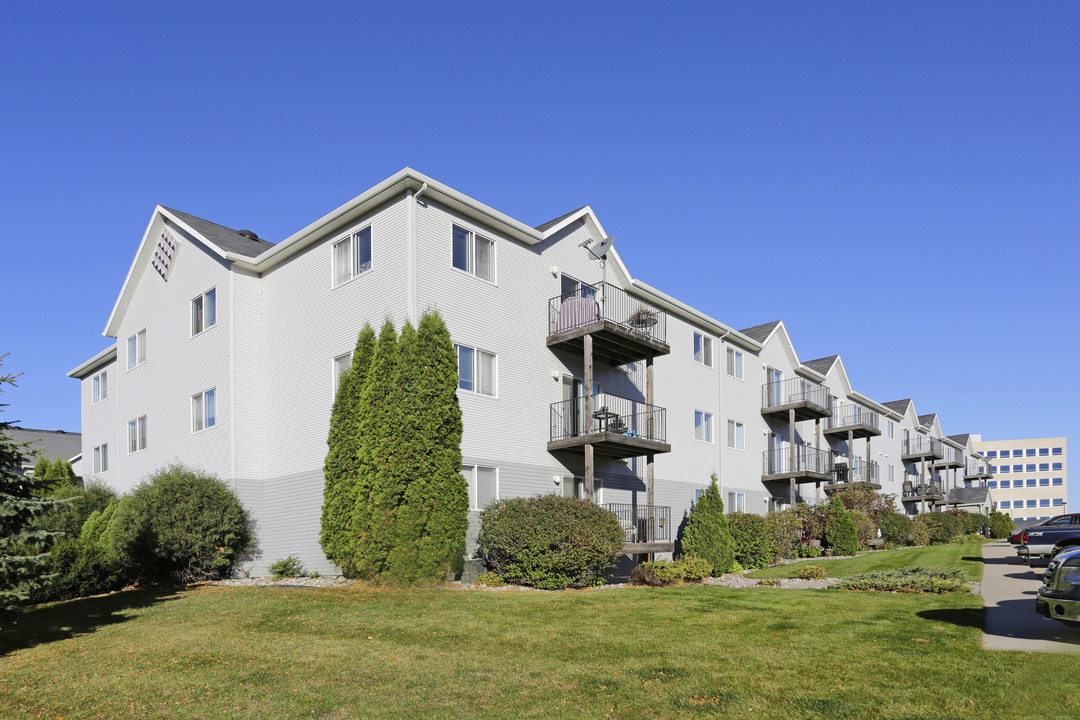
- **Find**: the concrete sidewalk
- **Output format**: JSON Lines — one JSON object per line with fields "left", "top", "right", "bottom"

{"left": 982, "top": 540, "right": 1080, "bottom": 653}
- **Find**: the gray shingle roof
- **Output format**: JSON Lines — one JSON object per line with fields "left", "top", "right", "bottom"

{"left": 882, "top": 399, "right": 912, "bottom": 415}
{"left": 947, "top": 433, "right": 972, "bottom": 446}
{"left": 535, "top": 206, "right": 589, "bottom": 232}
{"left": 163, "top": 207, "right": 276, "bottom": 259}
{"left": 803, "top": 355, "right": 839, "bottom": 375}
{"left": 739, "top": 321, "right": 781, "bottom": 343}
{"left": 948, "top": 486, "right": 990, "bottom": 505}
{"left": 7, "top": 427, "right": 82, "bottom": 469}
{"left": 918, "top": 413, "right": 938, "bottom": 427}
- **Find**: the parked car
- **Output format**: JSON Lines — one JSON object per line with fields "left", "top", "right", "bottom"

{"left": 1009, "top": 515, "right": 1080, "bottom": 545}
{"left": 1018, "top": 520, "right": 1080, "bottom": 566}
{"left": 1036, "top": 546, "right": 1080, "bottom": 627}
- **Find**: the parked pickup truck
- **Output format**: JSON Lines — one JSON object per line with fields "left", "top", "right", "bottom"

{"left": 1018, "top": 520, "right": 1080, "bottom": 566}
{"left": 1036, "top": 546, "right": 1080, "bottom": 627}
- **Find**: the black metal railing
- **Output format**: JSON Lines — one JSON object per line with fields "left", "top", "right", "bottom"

{"left": 903, "top": 484, "right": 944, "bottom": 499}
{"left": 965, "top": 460, "right": 992, "bottom": 477}
{"left": 761, "top": 377, "right": 832, "bottom": 414}
{"left": 548, "top": 282, "right": 667, "bottom": 345}
{"left": 762, "top": 446, "right": 834, "bottom": 476}
{"left": 935, "top": 445, "right": 963, "bottom": 466}
{"left": 604, "top": 503, "right": 671, "bottom": 544}
{"left": 825, "top": 404, "right": 880, "bottom": 432}
{"left": 831, "top": 460, "right": 880, "bottom": 485}
{"left": 550, "top": 392, "right": 666, "bottom": 443}
{"left": 902, "top": 436, "right": 943, "bottom": 457}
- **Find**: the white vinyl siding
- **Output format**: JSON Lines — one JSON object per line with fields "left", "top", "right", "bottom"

{"left": 693, "top": 332, "right": 712, "bottom": 367}
{"left": 333, "top": 226, "right": 372, "bottom": 287}
{"left": 128, "top": 416, "right": 147, "bottom": 453}
{"left": 92, "top": 371, "right": 107, "bottom": 404}
{"left": 191, "top": 288, "right": 216, "bottom": 335}
{"left": 127, "top": 330, "right": 145, "bottom": 370}
{"left": 462, "top": 464, "right": 498, "bottom": 511}
{"left": 192, "top": 388, "right": 216, "bottom": 433}
{"left": 454, "top": 343, "right": 496, "bottom": 396}
{"left": 451, "top": 224, "right": 494, "bottom": 282}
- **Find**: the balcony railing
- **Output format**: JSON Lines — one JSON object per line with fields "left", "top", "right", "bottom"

{"left": 762, "top": 446, "right": 834, "bottom": 478}
{"left": 902, "top": 436, "right": 943, "bottom": 459}
{"left": 824, "top": 404, "right": 881, "bottom": 436}
{"left": 548, "top": 282, "right": 667, "bottom": 346}
{"left": 605, "top": 503, "right": 671, "bottom": 544}
{"left": 550, "top": 392, "right": 666, "bottom": 444}
{"left": 832, "top": 460, "right": 880, "bottom": 485}
{"left": 934, "top": 445, "right": 964, "bottom": 468}
{"left": 902, "top": 484, "right": 944, "bottom": 501}
{"left": 965, "top": 460, "right": 993, "bottom": 478}
{"left": 761, "top": 378, "right": 833, "bottom": 421}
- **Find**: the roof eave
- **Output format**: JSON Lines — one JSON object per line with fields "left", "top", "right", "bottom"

{"left": 67, "top": 344, "right": 117, "bottom": 379}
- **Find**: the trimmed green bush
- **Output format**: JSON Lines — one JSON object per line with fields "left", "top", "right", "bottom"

{"left": 799, "top": 565, "right": 827, "bottom": 580}
{"left": 988, "top": 510, "right": 1015, "bottom": 539}
{"left": 630, "top": 556, "right": 714, "bottom": 587}
{"left": 110, "top": 464, "right": 254, "bottom": 582}
{"left": 727, "top": 512, "right": 779, "bottom": 569}
{"left": 477, "top": 495, "right": 623, "bottom": 590}
{"left": 879, "top": 512, "right": 914, "bottom": 546}
{"left": 764, "top": 509, "right": 803, "bottom": 558}
{"left": 269, "top": 554, "right": 304, "bottom": 579}
{"left": 917, "top": 512, "right": 963, "bottom": 545}
{"left": 824, "top": 497, "right": 859, "bottom": 556}
{"left": 473, "top": 571, "right": 506, "bottom": 587}
{"left": 680, "top": 475, "right": 736, "bottom": 574}
{"left": 830, "top": 567, "right": 970, "bottom": 594}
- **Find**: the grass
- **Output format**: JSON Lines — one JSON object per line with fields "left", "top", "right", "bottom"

{"left": 1, "top": 568, "right": 1078, "bottom": 719}
{"left": 747, "top": 543, "right": 985, "bottom": 582}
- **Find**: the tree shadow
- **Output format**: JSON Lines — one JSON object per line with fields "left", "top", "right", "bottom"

{"left": 916, "top": 606, "right": 985, "bottom": 629}
{"left": 0, "top": 587, "right": 183, "bottom": 657}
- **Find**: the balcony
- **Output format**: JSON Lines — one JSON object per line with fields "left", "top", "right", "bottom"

{"left": 902, "top": 481, "right": 945, "bottom": 503}
{"left": 761, "top": 378, "right": 833, "bottom": 423}
{"left": 823, "top": 404, "right": 882, "bottom": 439}
{"left": 548, "top": 392, "right": 670, "bottom": 458}
{"left": 547, "top": 282, "right": 670, "bottom": 365}
{"left": 762, "top": 446, "right": 834, "bottom": 483}
{"left": 605, "top": 503, "right": 674, "bottom": 553}
{"left": 964, "top": 460, "right": 993, "bottom": 480}
{"left": 824, "top": 461, "right": 881, "bottom": 493}
{"left": 933, "top": 445, "right": 965, "bottom": 469}
{"left": 901, "top": 436, "right": 944, "bottom": 462}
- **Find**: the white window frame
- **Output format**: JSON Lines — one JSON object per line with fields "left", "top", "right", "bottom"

{"left": 694, "top": 410, "right": 713, "bottom": 443}
{"left": 191, "top": 288, "right": 217, "bottom": 336}
{"left": 693, "top": 332, "right": 713, "bottom": 367}
{"left": 725, "top": 348, "right": 743, "bottom": 379}
{"left": 462, "top": 464, "right": 499, "bottom": 511}
{"left": 192, "top": 388, "right": 216, "bottom": 433}
{"left": 726, "top": 419, "right": 744, "bottom": 450}
{"left": 727, "top": 492, "right": 746, "bottom": 513}
{"left": 332, "top": 225, "right": 372, "bottom": 287}
{"left": 93, "top": 443, "right": 108, "bottom": 474}
{"left": 92, "top": 371, "right": 108, "bottom": 404}
{"left": 564, "top": 475, "right": 602, "bottom": 503}
{"left": 333, "top": 352, "right": 353, "bottom": 396}
{"left": 451, "top": 224, "right": 495, "bottom": 283}
{"left": 453, "top": 343, "right": 497, "bottom": 397}
{"left": 128, "top": 415, "right": 147, "bottom": 454}
{"left": 127, "top": 330, "right": 146, "bottom": 370}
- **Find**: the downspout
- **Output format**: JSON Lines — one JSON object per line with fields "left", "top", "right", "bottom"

{"left": 716, "top": 329, "right": 730, "bottom": 505}
{"left": 406, "top": 182, "right": 428, "bottom": 324}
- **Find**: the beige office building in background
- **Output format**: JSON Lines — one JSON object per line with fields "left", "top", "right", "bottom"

{"left": 973, "top": 436, "right": 1068, "bottom": 523}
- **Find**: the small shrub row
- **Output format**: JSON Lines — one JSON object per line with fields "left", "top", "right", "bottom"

{"left": 630, "top": 556, "right": 713, "bottom": 587}
{"left": 829, "top": 567, "right": 970, "bottom": 594}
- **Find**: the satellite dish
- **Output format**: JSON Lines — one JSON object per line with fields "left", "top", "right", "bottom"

{"left": 585, "top": 236, "right": 612, "bottom": 260}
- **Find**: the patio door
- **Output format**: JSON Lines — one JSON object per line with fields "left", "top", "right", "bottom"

{"left": 768, "top": 432, "right": 782, "bottom": 474}
{"left": 767, "top": 367, "right": 782, "bottom": 406}
{"left": 561, "top": 375, "right": 600, "bottom": 436}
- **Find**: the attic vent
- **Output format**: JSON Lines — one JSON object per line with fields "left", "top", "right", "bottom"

{"left": 238, "top": 229, "right": 260, "bottom": 241}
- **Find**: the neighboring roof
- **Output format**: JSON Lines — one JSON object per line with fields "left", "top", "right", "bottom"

{"left": 883, "top": 399, "right": 913, "bottom": 415}
{"left": 918, "top": 413, "right": 938, "bottom": 427}
{"left": 803, "top": 355, "right": 839, "bottom": 376}
{"left": 948, "top": 486, "right": 991, "bottom": 505}
{"left": 948, "top": 433, "right": 972, "bottom": 446}
{"left": 739, "top": 321, "right": 782, "bottom": 344}
{"left": 7, "top": 427, "right": 82, "bottom": 468}
{"left": 161, "top": 207, "right": 275, "bottom": 258}
{"left": 535, "top": 205, "right": 589, "bottom": 232}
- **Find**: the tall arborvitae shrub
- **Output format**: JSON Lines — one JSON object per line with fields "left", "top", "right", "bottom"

{"left": 0, "top": 356, "right": 58, "bottom": 611}
{"left": 320, "top": 324, "right": 376, "bottom": 571}
{"left": 385, "top": 310, "right": 468, "bottom": 582}
{"left": 824, "top": 497, "right": 859, "bottom": 556}
{"left": 680, "top": 475, "right": 736, "bottom": 574}
{"left": 350, "top": 319, "right": 402, "bottom": 577}
{"left": 988, "top": 510, "right": 1015, "bottom": 539}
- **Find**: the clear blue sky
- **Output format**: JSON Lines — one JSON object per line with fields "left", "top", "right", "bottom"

{"left": 2, "top": 3, "right": 1077, "bottom": 499}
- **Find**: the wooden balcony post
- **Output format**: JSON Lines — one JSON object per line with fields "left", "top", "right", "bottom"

{"left": 789, "top": 407, "right": 797, "bottom": 507}
{"left": 584, "top": 333, "right": 594, "bottom": 502}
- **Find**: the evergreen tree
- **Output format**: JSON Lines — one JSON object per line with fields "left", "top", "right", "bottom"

{"left": 824, "top": 497, "right": 859, "bottom": 556}
{"left": 320, "top": 324, "right": 376, "bottom": 571}
{"left": 349, "top": 319, "right": 401, "bottom": 577}
{"left": 680, "top": 474, "right": 736, "bottom": 573}
{"left": 0, "top": 355, "right": 57, "bottom": 612}
{"left": 385, "top": 310, "right": 468, "bottom": 582}
{"left": 31, "top": 456, "right": 51, "bottom": 480}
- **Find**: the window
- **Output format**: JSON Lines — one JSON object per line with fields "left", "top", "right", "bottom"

{"left": 454, "top": 343, "right": 496, "bottom": 396}
{"left": 1000, "top": 500, "right": 1010, "bottom": 509}
{"left": 1039, "top": 463, "right": 1050, "bottom": 471}
{"left": 996, "top": 465, "right": 1007, "bottom": 474}
{"left": 1040, "top": 499, "right": 1051, "bottom": 508}
{"left": 1013, "top": 450, "right": 1024, "bottom": 458}
{"left": 333, "top": 226, "right": 372, "bottom": 286}
{"left": 986, "top": 450, "right": 997, "bottom": 458}
{"left": 1026, "top": 464, "right": 1036, "bottom": 472}
{"left": 1054, "top": 498, "right": 1065, "bottom": 507}
{"left": 451, "top": 225, "right": 494, "bottom": 282}
{"left": 694, "top": 411, "right": 713, "bottom": 443}
{"left": 887, "top": 421, "right": 894, "bottom": 439}
{"left": 1053, "top": 462, "right": 1063, "bottom": 471}
{"left": 192, "top": 389, "right": 216, "bottom": 432}
{"left": 1053, "top": 478, "right": 1063, "bottom": 486}
{"left": 888, "top": 465, "right": 895, "bottom": 483}
{"left": 1039, "top": 477, "right": 1050, "bottom": 486}
{"left": 93, "top": 444, "right": 108, "bottom": 474}
{"left": 1053, "top": 447, "right": 1063, "bottom": 456}
{"left": 725, "top": 347, "right": 743, "bottom": 379}
{"left": 92, "top": 371, "right": 108, "bottom": 404}
{"left": 727, "top": 492, "right": 746, "bottom": 513}
{"left": 1013, "top": 464, "right": 1023, "bottom": 473}
{"left": 462, "top": 465, "right": 497, "bottom": 511}
{"left": 565, "top": 476, "right": 602, "bottom": 502}
{"left": 1040, "top": 448, "right": 1049, "bottom": 456}
{"left": 988, "top": 480, "right": 997, "bottom": 489}
{"left": 192, "top": 288, "right": 216, "bottom": 335}
{"left": 333, "top": 352, "right": 352, "bottom": 395}
{"left": 1012, "top": 479, "right": 1024, "bottom": 488}
{"left": 128, "top": 416, "right": 147, "bottom": 453}
{"left": 726, "top": 419, "right": 744, "bottom": 450}
{"left": 1026, "top": 478, "right": 1036, "bottom": 487}
{"left": 693, "top": 333, "right": 712, "bottom": 367}
{"left": 127, "top": 330, "right": 146, "bottom": 369}
{"left": 1026, "top": 499, "right": 1037, "bottom": 508}
{"left": 1026, "top": 449, "right": 1036, "bottom": 457}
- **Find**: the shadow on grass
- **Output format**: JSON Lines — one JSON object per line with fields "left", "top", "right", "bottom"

{"left": 916, "top": 606, "right": 985, "bottom": 630}
{"left": 0, "top": 587, "right": 183, "bottom": 657}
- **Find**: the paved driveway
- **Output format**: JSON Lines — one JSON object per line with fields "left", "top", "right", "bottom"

{"left": 982, "top": 539, "right": 1080, "bottom": 653}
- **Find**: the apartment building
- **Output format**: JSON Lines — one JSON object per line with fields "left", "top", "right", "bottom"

{"left": 974, "top": 436, "right": 1068, "bottom": 524}
{"left": 68, "top": 169, "right": 992, "bottom": 575}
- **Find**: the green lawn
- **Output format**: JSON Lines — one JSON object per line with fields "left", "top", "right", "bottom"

{"left": 1, "top": 570, "right": 1076, "bottom": 719}
{"left": 747, "top": 543, "right": 985, "bottom": 581}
